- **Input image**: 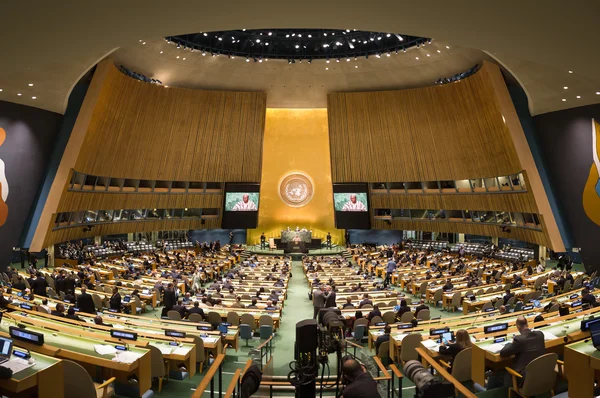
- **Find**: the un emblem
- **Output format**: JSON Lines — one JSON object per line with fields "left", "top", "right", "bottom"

{"left": 279, "top": 172, "right": 314, "bottom": 208}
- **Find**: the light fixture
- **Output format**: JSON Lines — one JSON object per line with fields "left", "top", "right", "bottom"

{"left": 256, "top": 39, "right": 260, "bottom": 43}
{"left": 377, "top": 36, "right": 382, "bottom": 40}
{"left": 142, "top": 42, "right": 146, "bottom": 45}
{"left": 563, "top": 86, "right": 568, "bottom": 89}
{"left": 176, "top": 56, "right": 180, "bottom": 59}
{"left": 562, "top": 99, "right": 566, "bottom": 101}
{"left": 576, "top": 95, "right": 581, "bottom": 99}
{"left": 386, "top": 52, "right": 391, "bottom": 57}
{"left": 415, "top": 57, "right": 419, "bottom": 60}
{"left": 203, "top": 33, "right": 208, "bottom": 36}
{"left": 336, "top": 58, "right": 340, "bottom": 62}
{"left": 375, "top": 53, "right": 381, "bottom": 58}
{"left": 426, "top": 54, "right": 430, "bottom": 57}
{"left": 308, "top": 34, "right": 312, "bottom": 38}
{"left": 322, "top": 43, "right": 329, "bottom": 48}
{"left": 160, "top": 50, "right": 163, "bottom": 54}
{"left": 0, "top": 89, "right": 3, "bottom": 92}
{"left": 355, "top": 65, "right": 358, "bottom": 68}
{"left": 28, "top": 83, "right": 33, "bottom": 87}
{"left": 346, "top": 58, "right": 350, "bottom": 62}
{"left": 568, "top": 70, "right": 573, "bottom": 73}
{"left": 395, "top": 34, "right": 404, "bottom": 41}
{"left": 182, "top": 57, "right": 186, "bottom": 60}
{"left": 218, "top": 37, "right": 223, "bottom": 41}
{"left": 446, "top": 45, "right": 450, "bottom": 49}
{"left": 295, "top": 44, "right": 299, "bottom": 48}
{"left": 286, "top": 34, "right": 290, "bottom": 38}
{"left": 596, "top": 92, "right": 600, "bottom": 95}
{"left": 246, "top": 57, "right": 250, "bottom": 62}
{"left": 437, "top": 50, "right": 441, "bottom": 53}
{"left": 325, "top": 67, "right": 329, "bottom": 70}
{"left": 326, "top": 59, "right": 330, "bottom": 63}
{"left": 268, "top": 32, "right": 272, "bottom": 36}
{"left": 386, "top": 33, "right": 391, "bottom": 37}
{"left": 17, "top": 93, "right": 22, "bottom": 96}
{"left": 202, "top": 52, "right": 206, "bottom": 56}
{"left": 32, "top": 96, "right": 36, "bottom": 99}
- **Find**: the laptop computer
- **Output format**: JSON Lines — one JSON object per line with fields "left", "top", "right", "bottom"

{"left": 0, "top": 337, "right": 14, "bottom": 365}
{"left": 590, "top": 320, "right": 600, "bottom": 350}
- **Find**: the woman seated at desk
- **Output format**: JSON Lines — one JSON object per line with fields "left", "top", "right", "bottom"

{"left": 438, "top": 329, "right": 472, "bottom": 360}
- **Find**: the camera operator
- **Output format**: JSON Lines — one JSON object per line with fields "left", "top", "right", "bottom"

{"left": 340, "top": 358, "right": 381, "bottom": 398}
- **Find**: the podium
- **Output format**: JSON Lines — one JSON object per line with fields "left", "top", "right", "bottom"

{"left": 285, "top": 241, "right": 307, "bottom": 254}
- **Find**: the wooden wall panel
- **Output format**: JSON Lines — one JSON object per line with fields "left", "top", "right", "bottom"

{"left": 370, "top": 192, "right": 538, "bottom": 213}
{"left": 74, "top": 63, "right": 266, "bottom": 182}
{"left": 328, "top": 62, "right": 521, "bottom": 183}
{"left": 372, "top": 219, "right": 550, "bottom": 247}
{"left": 57, "top": 191, "right": 223, "bottom": 212}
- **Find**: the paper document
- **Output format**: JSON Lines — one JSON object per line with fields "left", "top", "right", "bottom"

{"left": 95, "top": 344, "right": 117, "bottom": 356}
{"left": 114, "top": 351, "right": 143, "bottom": 364}
{"left": 173, "top": 346, "right": 190, "bottom": 356}
{"left": 393, "top": 333, "right": 408, "bottom": 342}
{"left": 539, "top": 330, "right": 559, "bottom": 341}
{"left": 422, "top": 339, "right": 439, "bottom": 349}
{"left": 203, "top": 337, "right": 219, "bottom": 344}
{"left": 485, "top": 342, "right": 508, "bottom": 354}
{"left": 150, "top": 343, "right": 173, "bottom": 355}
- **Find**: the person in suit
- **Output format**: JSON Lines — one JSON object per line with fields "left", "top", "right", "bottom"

{"left": 187, "top": 301, "right": 205, "bottom": 319}
{"left": 109, "top": 287, "right": 122, "bottom": 312}
{"left": 76, "top": 286, "right": 96, "bottom": 314}
{"left": 54, "top": 274, "right": 66, "bottom": 294}
{"left": 414, "top": 300, "right": 429, "bottom": 318}
{"left": 503, "top": 289, "right": 515, "bottom": 305}
{"left": 582, "top": 288, "right": 598, "bottom": 307}
{"left": 342, "top": 297, "right": 355, "bottom": 309}
{"left": 325, "top": 286, "right": 337, "bottom": 308}
{"left": 163, "top": 283, "right": 177, "bottom": 311}
{"left": 367, "top": 305, "right": 382, "bottom": 321}
{"left": 0, "top": 288, "right": 11, "bottom": 309}
{"left": 51, "top": 303, "right": 66, "bottom": 317}
{"left": 94, "top": 315, "right": 113, "bottom": 328}
{"left": 358, "top": 294, "right": 373, "bottom": 309}
{"left": 64, "top": 289, "right": 76, "bottom": 304}
{"left": 512, "top": 274, "right": 523, "bottom": 288}
{"left": 499, "top": 316, "right": 545, "bottom": 385}
{"left": 313, "top": 286, "right": 327, "bottom": 319}
{"left": 442, "top": 279, "right": 454, "bottom": 292}
{"left": 31, "top": 272, "right": 48, "bottom": 297}
{"left": 66, "top": 307, "right": 82, "bottom": 321}
{"left": 395, "top": 299, "right": 411, "bottom": 320}
{"left": 439, "top": 329, "right": 472, "bottom": 360}
{"left": 374, "top": 325, "right": 391, "bottom": 353}
{"left": 172, "top": 299, "right": 187, "bottom": 318}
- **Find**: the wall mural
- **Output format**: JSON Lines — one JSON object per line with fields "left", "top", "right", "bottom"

{"left": 583, "top": 119, "right": 600, "bottom": 226}
{"left": 0, "top": 128, "right": 7, "bottom": 227}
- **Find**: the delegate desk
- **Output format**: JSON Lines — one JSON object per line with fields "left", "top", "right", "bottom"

{"left": 0, "top": 317, "right": 152, "bottom": 397}
{"left": 0, "top": 346, "right": 63, "bottom": 398}
{"left": 564, "top": 339, "right": 600, "bottom": 398}
{"left": 471, "top": 308, "right": 598, "bottom": 386}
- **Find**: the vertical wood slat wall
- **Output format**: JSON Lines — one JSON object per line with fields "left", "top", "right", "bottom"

{"left": 44, "top": 63, "right": 266, "bottom": 246}
{"left": 75, "top": 64, "right": 266, "bottom": 182}
{"left": 327, "top": 62, "right": 521, "bottom": 183}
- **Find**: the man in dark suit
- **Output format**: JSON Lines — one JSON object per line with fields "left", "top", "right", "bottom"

{"left": 503, "top": 289, "right": 515, "bottom": 305}
{"left": 51, "top": 303, "right": 66, "bottom": 317}
{"left": 163, "top": 283, "right": 177, "bottom": 311}
{"left": 499, "top": 316, "right": 545, "bottom": 385}
{"left": 172, "top": 299, "right": 187, "bottom": 319}
{"left": 325, "top": 286, "right": 336, "bottom": 308}
{"left": 582, "top": 288, "right": 598, "bottom": 307}
{"left": 313, "top": 287, "right": 327, "bottom": 319}
{"left": 374, "top": 325, "right": 391, "bottom": 353}
{"left": 512, "top": 274, "right": 523, "bottom": 288}
{"left": 54, "top": 274, "right": 66, "bottom": 294}
{"left": 414, "top": 300, "right": 429, "bottom": 318}
{"left": 359, "top": 294, "right": 373, "bottom": 309}
{"left": 109, "top": 287, "right": 122, "bottom": 312}
{"left": 187, "top": 301, "right": 205, "bottom": 320}
{"left": 76, "top": 286, "right": 96, "bottom": 314}
{"left": 367, "top": 305, "right": 382, "bottom": 321}
{"left": 31, "top": 272, "right": 48, "bottom": 297}
{"left": 442, "top": 279, "right": 454, "bottom": 292}
{"left": 64, "top": 274, "right": 76, "bottom": 293}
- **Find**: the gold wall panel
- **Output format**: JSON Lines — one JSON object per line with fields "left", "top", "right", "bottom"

{"left": 247, "top": 109, "right": 343, "bottom": 245}
{"left": 327, "top": 62, "right": 522, "bottom": 183}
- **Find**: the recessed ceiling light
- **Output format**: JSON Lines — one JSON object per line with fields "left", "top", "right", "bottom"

{"left": 0, "top": 89, "right": 3, "bottom": 92}
{"left": 182, "top": 57, "right": 186, "bottom": 60}
{"left": 446, "top": 45, "right": 450, "bottom": 49}
{"left": 426, "top": 54, "right": 430, "bottom": 57}
{"left": 32, "top": 96, "right": 36, "bottom": 99}
{"left": 176, "top": 56, "right": 180, "bottom": 59}
{"left": 355, "top": 65, "right": 358, "bottom": 68}
{"left": 563, "top": 86, "right": 568, "bottom": 89}
{"left": 325, "top": 67, "right": 329, "bottom": 70}
{"left": 562, "top": 99, "right": 566, "bottom": 101}
{"left": 596, "top": 92, "right": 600, "bottom": 95}
{"left": 568, "top": 70, "right": 573, "bottom": 73}
{"left": 17, "top": 93, "right": 21, "bottom": 96}
{"left": 142, "top": 42, "right": 146, "bottom": 45}
{"left": 415, "top": 57, "right": 419, "bottom": 60}
{"left": 28, "top": 83, "right": 33, "bottom": 87}
{"left": 437, "top": 50, "right": 441, "bottom": 53}
{"left": 576, "top": 95, "right": 581, "bottom": 99}
{"left": 159, "top": 51, "right": 163, "bottom": 54}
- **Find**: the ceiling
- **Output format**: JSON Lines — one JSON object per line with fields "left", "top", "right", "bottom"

{"left": 112, "top": 39, "right": 488, "bottom": 108}
{"left": 1, "top": 1, "right": 599, "bottom": 115}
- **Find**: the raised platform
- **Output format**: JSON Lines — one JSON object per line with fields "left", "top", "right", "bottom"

{"left": 245, "top": 244, "right": 346, "bottom": 256}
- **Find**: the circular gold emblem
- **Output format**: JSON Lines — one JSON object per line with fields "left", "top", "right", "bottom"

{"left": 279, "top": 172, "right": 314, "bottom": 208}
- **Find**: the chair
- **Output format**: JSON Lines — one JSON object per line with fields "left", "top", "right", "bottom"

{"left": 530, "top": 291, "right": 542, "bottom": 301}
{"left": 133, "top": 296, "right": 144, "bottom": 314}
{"left": 416, "top": 309, "right": 430, "bottom": 321}
{"left": 513, "top": 302, "right": 524, "bottom": 312}
{"left": 431, "top": 289, "right": 443, "bottom": 307}
{"left": 260, "top": 324, "right": 273, "bottom": 339}
{"left": 562, "top": 281, "right": 572, "bottom": 293}
{"left": 418, "top": 282, "right": 427, "bottom": 298}
{"left": 481, "top": 301, "right": 493, "bottom": 312}
{"left": 494, "top": 299, "right": 503, "bottom": 309}
{"left": 548, "top": 303, "right": 560, "bottom": 313}
{"left": 103, "top": 286, "right": 112, "bottom": 294}
{"left": 92, "top": 294, "right": 104, "bottom": 311}
{"left": 360, "top": 304, "right": 373, "bottom": 310}
{"left": 354, "top": 318, "right": 369, "bottom": 328}
{"left": 207, "top": 311, "right": 222, "bottom": 328}
{"left": 377, "top": 341, "right": 391, "bottom": 366}
{"left": 506, "top": 353, "right": 558, "bottom": 398}
{"left": 63, "top": 359, "right": 115, "bottom": 398}
{"left": 400, "top": 333, "right": 422, "bottom": 363}
{"left": 36, "top": 305, "right": 50, "bottom": 314}
{"left": 449, "top": 292, "right": 461, "bottom": 312}
{"left": 352, "top": 324, "right": 367, "bottom": 344}
{"left": 369, "top": 316, "right": 383, "bottom": 325}
{"left": 167, "top": 310, "right": 182, "bottom": 321}
{"left": 382, "top": 311, "right": 396, "bottom": 324}
{"left": 192, "top": 336, "right": 206, "bottom": 372}
{"left": 400, "top": 312, "right": 414, "bottom": 323}
{"left": 149, "top": 345, "right": 170, "bottom": 392}
{"left": 506, "top": 296, "right": 516, "bottom": 307}
{"left": 388, "top": 300, "right": 397, "bottom": 307}
{"left": 259, "top": 315, "right": 274, "bottom": 330}
{"left": 440, "top": 347, "right": 472, "bottom": 394}
{"left": 227, "top": 311, "right": 240, "bottom": 326}
{"left": 241, "top": 314, "right": 256, "bottom": 331}
{"left": 188, "top": 313, "right": 204, "bottom": 323}
{"left": 59, "top": 291, "right": 66, "bottom": 300}
{"left": 47, "top": 287, "right": 58, "bottom": 299}
{"left": 239, "top": 324, "right": 253, "bottom": 346}
{"left": 523, "top": 292, "right": 534, "bottom": 303}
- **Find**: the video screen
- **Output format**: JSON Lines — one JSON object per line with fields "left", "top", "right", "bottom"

{"left": 333, "top": 183, "right": 370, "bottom": 229}
{"left": 224, "top": 192, "right": 260, "bottom": 211}
{"left": 333, "top": 193, "right": 368, "bottom": 212}
{"left": 221, "top": 183, "right": 260, "bottom": 229}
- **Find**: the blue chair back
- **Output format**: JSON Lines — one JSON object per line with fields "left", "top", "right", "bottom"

{"left": 240, "top": 324, "right": 253, "bottom": 340}
{"left": 260, "top": 325, "right": 273, "bottom": 340}
{"left": 354, "top": 325, "right": 367, "bottom": 341}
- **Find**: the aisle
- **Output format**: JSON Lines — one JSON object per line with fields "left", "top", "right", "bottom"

{"left": 269, "top": 259, "right": 315, "bottom": 375}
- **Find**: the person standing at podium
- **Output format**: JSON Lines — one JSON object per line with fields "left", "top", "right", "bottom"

{"left": 326, "top": 232, "right": 332, "bottom": 249}
{"left": 260, "top": 232, "right": 266, "bottom": 249}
